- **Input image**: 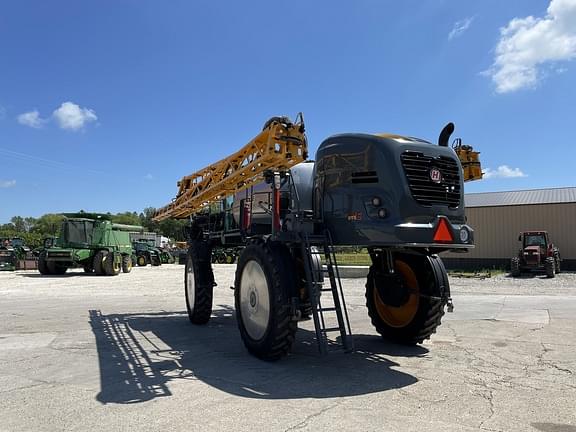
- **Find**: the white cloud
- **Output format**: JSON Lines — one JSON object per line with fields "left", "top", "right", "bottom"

{"left": 17, "top": 110, "right": 47, "bottom": 128}
{"left": 449, "top": 17, "right": 474, "bottom": 40}
{"left": 483, "top": 165, "right": 527, "bottom": 179}
{"left": 52, "top": 101, "right": 97, "bottom": 131}
{"left": 0, "top": 180, "right": 16, "bottom": 188}
{"left": 487, "top": 0, "right": 576, "bottom": 93}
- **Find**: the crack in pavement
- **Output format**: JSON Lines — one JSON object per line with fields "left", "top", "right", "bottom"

{"left": 283, "top": 402, "right": 341, "bottom": 432}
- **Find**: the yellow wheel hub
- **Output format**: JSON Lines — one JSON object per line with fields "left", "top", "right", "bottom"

{"left": 373, "top": 260, "right": 419, "bottom": 328}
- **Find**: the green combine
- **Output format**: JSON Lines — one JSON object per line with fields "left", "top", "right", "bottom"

{"left": 38, "top": 212, "right": 141, "bottom": 276}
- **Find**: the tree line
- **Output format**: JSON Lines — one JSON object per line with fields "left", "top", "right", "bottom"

{"left": 0, "top": 208, "right": 189, "bottom": 248}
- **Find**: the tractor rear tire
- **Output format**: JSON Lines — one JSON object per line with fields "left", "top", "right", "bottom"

{"left": 38, "top": 252, "right": 51, "bottom": 275}
{"left": 185, "top": 241, "right": 214, "bottom": 324}
{"left": 151, "top": 255, "right": 161, "bottom": 266}
{"left": 122, "top": 255, "right": 132, "bottom": 273}
{"left": 366, "top": 253, "right": 448, "bottom": 345}
{"left": 511, "top": 257, "right": 521, "bottom": 277}
{"left": 104, "top": 252, "right": 121, "bottom": 276}
{"left": 234, "top": 241, "right": 297, "bottom": 361}
{"left": 554, "top": 253, "right": 561, "bottom": 274}
{"left": 93, "top": 251, "right": 108, "bottom": 275}
{"left": 545, "top": 257, "right": 555, "bottom": 278}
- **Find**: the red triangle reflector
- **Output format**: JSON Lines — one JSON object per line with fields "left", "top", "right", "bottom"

{"left": 434, "top": 218, "right": 454, "bottom": 243}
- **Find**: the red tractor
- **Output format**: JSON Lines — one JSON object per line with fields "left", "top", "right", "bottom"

{"left": 511, "top": 231, "right": 561, "bottom": 278}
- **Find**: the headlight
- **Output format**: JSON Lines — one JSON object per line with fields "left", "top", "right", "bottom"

{"left": 459, "top": 227, "right": 469, "bottom": 243}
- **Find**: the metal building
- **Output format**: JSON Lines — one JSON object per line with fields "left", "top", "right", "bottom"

{"left": 443, "top": 187, "right": 576, "bottom": 271}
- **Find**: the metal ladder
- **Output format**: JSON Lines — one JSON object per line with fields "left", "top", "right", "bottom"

{"left": 300, "top": 231, "right": 354, "bottom": 355}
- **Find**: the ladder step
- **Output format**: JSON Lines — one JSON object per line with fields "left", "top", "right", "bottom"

{"left": 322, "top": 327, "right": 343, "bottom": 332}
{"left": 319, "top": 307, "right": 337, "bottom": 312}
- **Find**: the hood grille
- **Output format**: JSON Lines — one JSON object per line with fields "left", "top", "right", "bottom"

{"left": 401, "top": 151, "right": 461, "bottom": 208}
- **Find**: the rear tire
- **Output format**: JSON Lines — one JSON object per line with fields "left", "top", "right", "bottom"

{"left": 545, "top": 257, "right": 555, "bottom": 278}
{"left": 122, "top": 255, "right": 132, "bottom": 273}
{"left": 511, "top": 257, "right": 521, "bottom": 277}
{"left": 234, "top": 241, "right": 297, "bottom": 361}
{"left": 185, "top": 241, "right": 214, "bottom": 324}
{"left": 151, "top": 255, "right": 161, "bottom": 266}
{"left": 554, "top": 252, "right": 561, "bottom": 274}
{"left": 366, "top": 253, "right": 448, "bottom": 345}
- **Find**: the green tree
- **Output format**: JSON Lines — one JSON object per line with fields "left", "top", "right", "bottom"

{"left": 10, "top": 216, "right": 26, "bottom": 232}
{"left": 111, "top": 212, "right": 141, "bottom": 226}
{"left": 32, "top": 214, "right": 65, "bottom": 236}
{"left": 140, "top": 207, "right": 159, "bottom": 233}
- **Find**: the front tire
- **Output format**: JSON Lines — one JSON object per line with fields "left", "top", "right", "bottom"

{"left": 185, "top": 241, "right": 214, "bottom": 324}
{"left": 366, "top": 253, "right": 448, "bottom": 345}
{"left": 93, "top": 250, "right": 108, "bottom": 275}
{"left": 234, "top": 241, "right": 297, "bottom": 361}
{"left": 47, "top": 261, "right": 67, "bottom": 275}
{"left": 103, "top": 252, "right": 121, "bottom": 276}
{"left": 38, "top": 251, "right": 51, "bottom": 275}
{"left": 137, "top": 255, "right": 147, "bottom": 267}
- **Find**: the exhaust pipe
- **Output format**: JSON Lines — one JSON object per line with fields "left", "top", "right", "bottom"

{"left": 438, "top": 122, "right": 454, "bottom": 147}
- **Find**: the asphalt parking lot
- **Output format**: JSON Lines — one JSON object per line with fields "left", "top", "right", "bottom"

{"left": 1, "top": 265, "right": 575, "bottom": 432}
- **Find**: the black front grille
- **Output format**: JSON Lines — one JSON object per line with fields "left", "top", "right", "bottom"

{"left": 401, "top": 151, "right": 461, "bottom": 208}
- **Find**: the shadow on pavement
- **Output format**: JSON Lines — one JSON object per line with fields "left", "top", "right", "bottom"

{"left": 89, "top": 307, "right": 422, "bottom": 404}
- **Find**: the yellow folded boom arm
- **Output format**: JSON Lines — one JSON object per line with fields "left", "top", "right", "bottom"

{"left": 153, "top": 116, "right": 307, "bottom": 221}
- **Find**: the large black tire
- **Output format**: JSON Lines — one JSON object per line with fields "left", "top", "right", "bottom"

{"left": 93, "top": 250, "right": 108, "bottom": 275}
{"left": 511, "top": 257, "right": 521, "bottom": 277}
{"left": 104, "top": 252, "right": 121, "bottom": 276}
{"left": 545, "top": 257, "right": 555, "bottom": 278}
{"left": 83, "top": 265, "right": 94, "bottom": 274}
{"left": 185, "top": 241, "right": 214, "bottom": 324}
{"left": 136, "top": 254, "right": 147, "bottom": 267}
{"left": 151, "top": 255, "right": 161, "bottom": 266}
{"left": 554, "top": 252, "right": 561, "bottom": 274}
{"left": 234, "top": 241, "right": 297, "bottom": 361}
{"left": 122, "top": 255, "right": 132, "bottom": 273}
{"left": 366, "top": 253, "right": 448, "bottom": 345}
{"left": 47, "top": 260, "right": 67, "bottom": 275}
{"left": 38, "top": 251, "right": 51, "bottom": 275}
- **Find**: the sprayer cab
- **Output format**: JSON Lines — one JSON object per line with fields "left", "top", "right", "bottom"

{"left": 312, "top": 133, "right": 474, "bottom": 253}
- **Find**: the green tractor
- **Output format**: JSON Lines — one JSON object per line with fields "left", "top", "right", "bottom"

{"left": 0, "top": 238, "right": 17, "bottom": 271}
{"left": 38, "top": 213, "right": 140, "bottom": 276}
{"left": 0, "top": 237, "right": 35, "bottom": 271}
{"left": 132, "top": 239, "right": 162, "bottom": 267}
{"left": 160, "top": 249, "right": 175, "bottom": 264}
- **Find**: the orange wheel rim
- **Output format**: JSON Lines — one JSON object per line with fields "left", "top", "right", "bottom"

{"left": 373, "top": 260, "right": 419, "bottom": 328}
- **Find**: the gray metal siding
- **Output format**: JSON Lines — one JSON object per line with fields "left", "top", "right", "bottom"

{"left": 445, "top": 203, "right": 576, "bottom": 260}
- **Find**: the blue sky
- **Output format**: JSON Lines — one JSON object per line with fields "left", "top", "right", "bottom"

{"left": 1, "top": 0, "right": 575, "bottom": 223}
